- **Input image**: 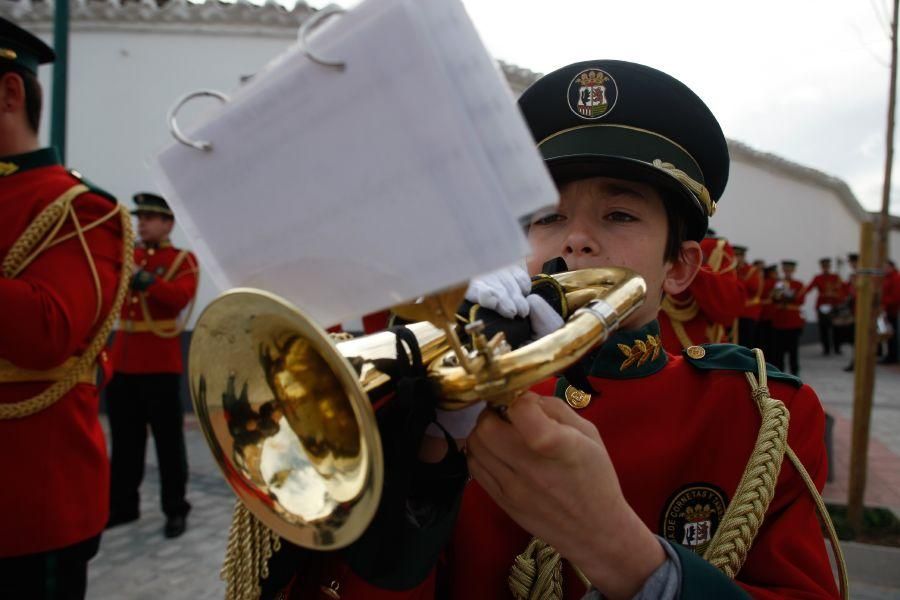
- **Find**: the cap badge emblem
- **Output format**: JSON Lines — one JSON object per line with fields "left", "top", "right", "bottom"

{"left": 567, "top": 68, "right": 618, "bottom": 120}
{"left": 660, "top": 483, "right": 728, "bottom": 555}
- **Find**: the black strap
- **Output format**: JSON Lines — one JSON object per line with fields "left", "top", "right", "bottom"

{"left": 370, "top": 325, "right": 426, "bottom": 381}
{"left": 561, "top": 355, "right": 599, "bottom": 396}
{"left": 541, "top": 256, "right": 569, "bottom": 275}
{"left": 343, "top": 325, "right": 447, "bottom": 584}
{"left": 392, "top": 325, "right": 424, "bottom": 373}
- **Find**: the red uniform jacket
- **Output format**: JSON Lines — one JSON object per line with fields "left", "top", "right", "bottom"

{"left": 109, "top": 242, "right": 198, "bottom": 374}
{"left": 0, "top": 148, "right": 125, "bottom": 556}
{"left": 883, "top": 268, "right": 900, "bottom": 314}
{"left": 281, "top": 323, "right": 838, "bottom": 599}
{"left": 772, "top": 279, "right": 806, "bottom": 330}
{"left": 844, "top": 273, "right": 857, "bottom": 303}
{"left": 363, "top": 310, "right": 392, "bottom": 334}
{"left": 805, "top": 273, "right": 845, "bottom": 309}
{"left": 659, "top": 238, "right": 746, "bottom": 353}
{"left": 759, "top": 278, "right": 778, "bottom": 323}
{"left": 737, "top": 263, "right": 763, "bottom": 320}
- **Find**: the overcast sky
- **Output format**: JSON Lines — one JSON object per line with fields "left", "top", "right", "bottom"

{"left": 307, "top": 0, "right": 898, "bottom": 214}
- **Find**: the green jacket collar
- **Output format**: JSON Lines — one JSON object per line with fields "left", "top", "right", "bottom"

{"left": 0, "top": 147, "right": 60, "bottom": 177}
{"left": 587, "top": 320, "right": 668, "bottom": 379}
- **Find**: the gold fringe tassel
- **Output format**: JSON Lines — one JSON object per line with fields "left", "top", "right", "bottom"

{"left": 508, "top": 537, "right": 563, "bottom": 600}
{"left": 221, "top": 501, "right": 282, "bottom": 600}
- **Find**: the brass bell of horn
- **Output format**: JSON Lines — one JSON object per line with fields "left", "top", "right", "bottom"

{"left": 189, "top": 267, "right": 646, "bottom": 550}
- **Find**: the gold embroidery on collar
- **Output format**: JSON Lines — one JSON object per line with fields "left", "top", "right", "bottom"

{"left": 617, "top": 334, "right": 662, "bottom": 371}
{"left": 0, "top": 162, "right": 20, "bottom": 177}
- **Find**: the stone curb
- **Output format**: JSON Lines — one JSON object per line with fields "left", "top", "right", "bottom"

{"left": 830, "top": 540, "right": 900, "bottom": 588}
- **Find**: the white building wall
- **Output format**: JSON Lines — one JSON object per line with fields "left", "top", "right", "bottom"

{"left": 9, "top": 9, "right": 898, "bottom": 328}
{"left": 715, "top": 161, "right": 861, "bottom": 274}
{"left": 30, "top": 24, "right": 322, "bottom": 326}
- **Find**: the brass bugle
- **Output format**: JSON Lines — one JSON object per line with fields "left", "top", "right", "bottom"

{"left": 189, "top": 267, "right": 646, "bottom": 550}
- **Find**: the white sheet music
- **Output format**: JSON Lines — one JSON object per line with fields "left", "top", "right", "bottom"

{"left": 154, "top": 0, "right": 556, "bottom": 327}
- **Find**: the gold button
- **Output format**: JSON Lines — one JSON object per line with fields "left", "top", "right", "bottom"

{"left": 686, "top": 345, "right": 706, "bottom": 359}
{"left": 148, "top": 248, "right": 155, "bottom": 256}
{"left": 320, "top": 580, "right": 341, "bottom": 599}
{"left": 564, "top": 385, "right": 591, "bottom": 409}
{"left": 131, "top": 296, "right": 138, "bottom": 304}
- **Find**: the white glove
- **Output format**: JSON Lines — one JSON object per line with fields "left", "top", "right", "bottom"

{"left": 465, "top": 265, "right": 532, "bottom": 319}
{"left": 422, "top": 296, "right": 556, "bottom": 437}
{"left": 527, "top": 294, "right": 565, "bottom": 339}
{"left": 425, "top": 401, "right": 485, "bottom": 439}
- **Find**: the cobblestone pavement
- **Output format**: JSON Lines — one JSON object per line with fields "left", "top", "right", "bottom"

{"left": 804, "top": 346, "right": 900, "bottom": 515}
{"left": 88, "top": 418, "right": 232, "bottom": 600}
{"left": 86, "top": 345, "right": 900, "bottom": 599}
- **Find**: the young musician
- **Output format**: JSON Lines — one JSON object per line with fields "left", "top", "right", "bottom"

{"left": 261, "top": 60, "right": 840, "bottom": 599}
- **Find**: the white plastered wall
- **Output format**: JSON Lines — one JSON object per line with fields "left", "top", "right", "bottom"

{"left": 22, "top": 22, "right": 900, "bottom": 328}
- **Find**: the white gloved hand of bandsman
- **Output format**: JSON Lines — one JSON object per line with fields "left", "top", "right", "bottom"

{"left": 427, "top": 268, "right": 566, "bottom": 441}
{"left": 425, "top": 401, "right": 485, "bottom": 440}
{"left": 465, "top": 265, "right": 564, "bottom": 338}
{"left": 465, "top": 264, "right": 532, "bottom": 319}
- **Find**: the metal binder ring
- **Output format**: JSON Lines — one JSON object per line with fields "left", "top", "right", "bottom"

{"left": 298, "top": 4, "right": 347, "bottom": 70}
{"left": 167, "top": 90, "right": 230, "bottom": 152}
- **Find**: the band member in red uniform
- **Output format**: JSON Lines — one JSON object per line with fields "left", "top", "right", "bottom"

{"left": 0, "top": 18, "right": 129, "bottom": 599}
{"left": 804, "top": 258, "right": 846, "bottom": 356}
{"left": 253, "top": 60, "right": 839, "bottom": 600}
{"left": 658, "top": 231, "right": 746, "bottom": 353}
{"left": 757, "top": 265, "right": 780, "bottom": 359}
{"left": 733, "top": 245, "right": 763, "bottom": 349}
{"left": 106, "top": 193, "right": 199, "bottom": 538}
{"left": 772, "top": 260, "right": 806, "bottom": 375}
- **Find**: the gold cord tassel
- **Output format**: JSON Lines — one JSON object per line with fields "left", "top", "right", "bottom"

{"left": 508, "top": 537, "right": 563, "bottom": 600}
{"left": 0, "top": 188, "right": 134, "bottom": 420}
{"left": 221, "top": 501, "right": 282, "bottom": 600}
{"left": 703, "top": 349, "right": 788, "bottom": 577}
{"left": 508, "top": 349, "right": 848, "bottom": 598}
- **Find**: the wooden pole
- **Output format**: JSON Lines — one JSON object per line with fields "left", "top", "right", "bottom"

{"left": 848, "top": 221, "right": 877, "bottom": 532}
{"left": 847, "top": 0, "right": 899, "bottom": 534}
